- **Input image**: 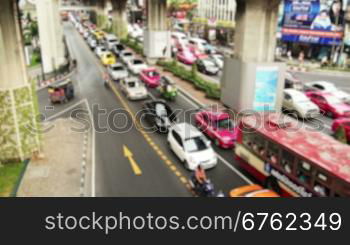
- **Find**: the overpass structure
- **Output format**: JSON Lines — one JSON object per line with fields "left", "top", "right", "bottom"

{"left": 0, "top": 0, "right": 285, "bottom": 162}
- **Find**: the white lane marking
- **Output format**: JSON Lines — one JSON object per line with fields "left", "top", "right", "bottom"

{"left": 45, "top": 99, "right": 86, "bottom": 121}
{"left": 84, "top": 97, "right": 96, "bottom": 197}
{"left": 178, "top": 89, "right": 252, "bottom": 184}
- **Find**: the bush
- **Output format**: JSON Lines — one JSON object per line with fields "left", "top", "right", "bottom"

{"left": 157, "top": 60, "right": 221, "bottom": 100}
{"left": 334, "top": 126, "right": 348, "bottom": 144}
{"left": 121, "top": 38, "right": 143, "bottom": 55}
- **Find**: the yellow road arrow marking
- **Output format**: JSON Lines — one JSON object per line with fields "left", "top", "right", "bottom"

{"left": 123, "top": 145, "right": 142, "bottom": 176}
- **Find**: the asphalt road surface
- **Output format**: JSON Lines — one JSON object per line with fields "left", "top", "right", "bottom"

{"left": 37, "top": 23, "right": 252, "bottom": 197}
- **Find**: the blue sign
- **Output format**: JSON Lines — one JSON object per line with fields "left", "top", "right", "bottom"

{"left": 282, "top": 0, "right": 345, "bottom": 45}
{"left": 253, "top": 67, "right": 279, "bottom": 111}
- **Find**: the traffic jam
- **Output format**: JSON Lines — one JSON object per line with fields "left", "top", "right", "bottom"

{"left": 67, "top": 12, "right": 350, "bottom": 198}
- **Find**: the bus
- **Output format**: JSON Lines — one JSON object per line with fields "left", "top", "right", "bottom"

{"left": 234, "top": 112, "right": 350, "bottom": 197}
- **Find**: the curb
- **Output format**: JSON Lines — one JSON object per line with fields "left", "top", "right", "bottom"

{"left": 11, "top": 159, "right": 30, "bottom": 197}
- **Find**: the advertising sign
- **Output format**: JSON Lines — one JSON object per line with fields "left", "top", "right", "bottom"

{"left": 253, "top": 67, "right": 279, "bottom": 111}
{"left": 282, "top": 0, "right": 346, "bottom": 45}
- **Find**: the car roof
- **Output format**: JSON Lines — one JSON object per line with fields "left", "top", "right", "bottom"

{"left": 125, "top": 77, "right": 139, "bottom": 82}
{"left": 143, "top": 67, "right": 157, "bottom": 72}
{"left": 202, "top": 110, "right": 230, "bottom": 120}
{"left": 171, "top": 123, "right": 202, "bottom": 139}
{"left": 110, "top": 63, "right": 123, "bottom": 68}
{"left": 307, "top": 91, "right": 333, "bottom": 97}
{"left": 284, "top": 88, "right": 306, "bottom": 97}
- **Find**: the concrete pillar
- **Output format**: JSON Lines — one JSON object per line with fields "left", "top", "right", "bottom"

{"left": 111, "top": 0, "right": 128, "bottom": 39}
{"left": 0, "top": 0, "right": 40, "bottom": 162}
{"left": 144, "top": 0, "right": 171, "bottom": 62}
{"left": 36, "top": 0, "right": 66, "bottom": 74}
{"left": 221, "top": 0, "right": 286, "bottom": 113}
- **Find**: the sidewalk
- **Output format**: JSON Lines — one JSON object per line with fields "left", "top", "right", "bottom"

{"left": 17, "top": 118, "right": 91, "bottom": 197}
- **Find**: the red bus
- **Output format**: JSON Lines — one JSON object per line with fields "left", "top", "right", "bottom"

{"left": 235, "top": 113, "right": 350, "bottom": 197}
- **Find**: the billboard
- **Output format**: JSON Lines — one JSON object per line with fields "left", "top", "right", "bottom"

{"left": 253, "top": 67, "right": 279, "bottom": 111}
{"left": 281, "top": 0, "right": 347, "bottom": 45}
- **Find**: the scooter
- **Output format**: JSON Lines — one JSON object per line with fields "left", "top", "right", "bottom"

{"left": 189, "top": 174, "right": 216, "bottom": 197}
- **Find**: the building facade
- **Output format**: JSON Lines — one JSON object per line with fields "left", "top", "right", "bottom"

{"left": 194, "top": 0, "right": 236, "bottom": 46}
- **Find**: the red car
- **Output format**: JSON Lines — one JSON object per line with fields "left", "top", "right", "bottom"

{"left": 195, "top": 109, "right": 238, "bottom": 149}
{"left": 176, "top": 50, "right": 197, "bottom": 65}
{"left": 332, "top": 118, "right": 350, "bottom": 142}
{"left": 305, "top": 91, "right": 350, "bottom": 119}
{"left": 139, "top": 68, "right": 161, "bottom": 88}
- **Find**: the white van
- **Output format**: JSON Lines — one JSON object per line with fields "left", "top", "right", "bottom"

{"left": 104, "top": 34, "right": 119, "bottom": 50}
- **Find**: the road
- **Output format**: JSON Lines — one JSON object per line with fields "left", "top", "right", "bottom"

{"left": 37, "top": 22, "right": 252, "bottom": 197}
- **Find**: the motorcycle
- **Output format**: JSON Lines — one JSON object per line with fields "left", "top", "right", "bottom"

{"left": 157, "top": 77, "right": 178, "bottom": 101}
{"left": 189, "top": 174, "right": 216, "bottom": 197}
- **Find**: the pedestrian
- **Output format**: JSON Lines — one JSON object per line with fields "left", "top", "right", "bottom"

{"left": 298, "top": 51, "right": 305, "bottom": 67}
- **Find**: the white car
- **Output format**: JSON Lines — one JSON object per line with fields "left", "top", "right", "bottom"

{"left": 95, "top": 46, "right": 108, "bottom": 58}
{"left": 127, "top": 59, "right": 148, "bottom": 75}
{"left": 211, "top": 54, "right": 224, "bottom": 70}
{"left": 283, "top": 89, "right": 320, "bottom": 119}
{"left": 304, "top": 81, "right": 350, "bottom": 104}
{"left": 87, "top": 36, "right": 97, "bottom": 49}
{"left": 107, "top": 63, "right": 128, "bottom": 81}
{"left": 120, "top": 77, "right": 148, "bottom": 100}
{"left": 104, "top": 34, "right": 119, "bottom": 50}
{"left": 120, "top": 50, "right": 134, "bottom": 64}
{"left": 83, "top": 29, "right": 90, "bottom": 39}
{"left": 167, "top": 123, "right": 217, "bottom": 170}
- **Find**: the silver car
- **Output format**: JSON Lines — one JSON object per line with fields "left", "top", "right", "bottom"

{"left": 107, "top": 63, "right": 128, "bottom": 81}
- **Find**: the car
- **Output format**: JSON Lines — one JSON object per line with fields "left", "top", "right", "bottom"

{"left": 143, "top": 100, "right": 178, "bottom": 133}
{"left": 176, "top": 50, "right": 197, "bottom": 65}
{"left": 188, "top": 37, "right": 208, "bottom": 53}
{"left": 83, "top": 29, "right": 90, "bottom": 39}
{"left": 104, "top": 34, "right": 119, "bottom": 50}
{"left": 87, "top": 36, "right": 97, "bottom": 49}
{"left": 195, "top": 108, "right": 238, "bottom": 149}
{"left": 119, "top": 50, "right": 134, "bottom": 64}
{"left": 111, "top": 43, "right": 126, "bottom": 57}
{"left": 120, "top": 77, "right": 148, "bottom": 100}
{"left": 305, "top": 91, "right": 350, "bottom": 118}
{"left": 95, "top": 46, "right": 108, "bottom": 58}
{"left": 92, "top": 30, "right": 104, "bottom": 41}
{"left": 210, "top": 54, "right": 224, "bottom": 70}
{"left": 332, "top": 118, "right": 350, "bottom": 143}
{"left": 127, "top": 59, "right": 148, "bottom": 75}
{"left": 229, "top": 185, "right": 280, "bottom": 197}
{"left": 139, "top": 68, "right": 161, "bottom": 88}
{"left": 196, "top": 58, "right": 220, "bottom": 76}
{"left": 107, "top": 63, "right": 128, "bottom": 81}
{"left": 167, "top": 122, "right": 217, "bottom": 170}
{"left": 285, "top": 72, "right": 303, "bottom": 90}
{"left": 100, "top": 52, "right": 116, "bottom": 66}
{"left": 282, "top": 89, "right": 320, "bottom": 119}
{"left": 304, "top": 81, "right": 350, "bottom": 104}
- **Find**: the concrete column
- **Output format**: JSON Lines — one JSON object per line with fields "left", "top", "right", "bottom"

{"left": 144, "top": 0, "right": 171, "bottom": 62}
{"left": 36, "top": 0, "right": 66, "bottom": 74}
{"left": 221, "top": 0, "right": 286, "bottom": 113}
{"left": 0, "top": 0, "right": 39, "bottom": 162}
{"left": 111, "top": 0, "right": 128, "bottom": 39}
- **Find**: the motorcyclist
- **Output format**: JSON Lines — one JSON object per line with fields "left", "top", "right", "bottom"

{"left": 194, "top": 165, "right": 207, "bottom": 185}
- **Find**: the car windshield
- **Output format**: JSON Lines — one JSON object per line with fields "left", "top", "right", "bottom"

{"left": 106, "top": 54, "right": 112, "bottom": 58}
{"left": 127, "top": 81, "right": 140, "bottom": 88}
{"left": 100, "top": 48, "right": 106, "bottom": 52}
{"left": 184, "top": 136, "right": 208, "bottom": 153}
{"left": 109, "top": 39, "right": 117, "bottom": 43}
{"left": 216, "top": 118, "right": 234, "bottom": 129}
{"left": 117, "top": 45, "right": 124, "bottom": 50}
{"left": 112, "top": 66, "right": 124, "bottom": 71}
{"left": 124, "top": 53, "right": 133, "bottom": 57}
{"left": 325, "top": 95, "right": 342, "bottom": 104}
{"left": 147, "top": 71, "right": 159, "bottom": 77}
{"left": 133, "top": 60, "right": 143, "bottom": 65}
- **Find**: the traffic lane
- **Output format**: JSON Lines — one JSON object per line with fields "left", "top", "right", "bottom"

{"left": 64, "top": 23, "right": 191, "bottom": 197}
{"left": 131, "top": 88, "right": 251, "bottom": 193}
{"left": 295, "top": 71, "right": 349, "bottom": 89}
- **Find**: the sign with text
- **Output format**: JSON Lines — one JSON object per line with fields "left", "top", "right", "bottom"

{"left": 282, "top": 0, "right": 346, "bottom": 45}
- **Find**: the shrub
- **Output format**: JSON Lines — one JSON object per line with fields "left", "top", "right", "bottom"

{"left": 157, "top": 60, "right": 221, "bottom": 100}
